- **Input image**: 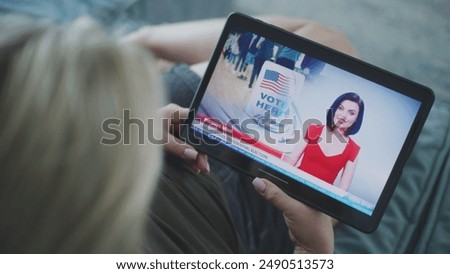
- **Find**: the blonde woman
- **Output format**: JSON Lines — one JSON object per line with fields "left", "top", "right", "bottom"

{"left": 0, "top": 15, "right": 341, "bottom": 254}
{"left": 0, "top": 15, "right": 166, "bottom": 253}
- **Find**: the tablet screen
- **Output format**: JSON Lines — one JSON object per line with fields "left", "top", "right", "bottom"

{"left": 184, "top": 13, "right": 433, "bottom": 231}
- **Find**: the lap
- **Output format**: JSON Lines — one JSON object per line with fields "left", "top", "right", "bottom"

{"left": 145, "top": 155, "right": 243, "bottom": 253}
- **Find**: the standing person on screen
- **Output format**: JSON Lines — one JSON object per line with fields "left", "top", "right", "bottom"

{"left": 234, "top": 31, "right": 253, "bottom": 73}
{"left": 283, "top": 92, "right": 364, "bottom": 191}
{"left": 248, "top": 38, "right": 275, "bottom": 88}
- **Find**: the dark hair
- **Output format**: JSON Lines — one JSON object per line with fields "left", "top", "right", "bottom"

{"left": 326, "top": 92, "right": 364, "bottom": 136}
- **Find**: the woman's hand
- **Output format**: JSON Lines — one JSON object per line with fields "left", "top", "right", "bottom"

{"left": 158, "top": 103, "right": 209, "bottom": 174}
{"left": 252, "top": 178, "right": 334, "bottom": 253}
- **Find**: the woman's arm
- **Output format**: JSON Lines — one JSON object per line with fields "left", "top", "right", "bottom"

{"left": 282, "top": 139, "right": 307, "bottom": 167}
{"left": 122, "top": 18, "right": 225, "bottom": 64}
{"left": 338, "top": 156, "right": 358, "bottom": 191}
{"left": 123, "top": 16, "right": 357, "bottom": 66}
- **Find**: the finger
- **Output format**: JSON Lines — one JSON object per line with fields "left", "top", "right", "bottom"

{"left": 195, "top": 153, "right": 210, "bottom": 173}
{"left": 164, "top": 133, "right": 198, "bottom": 161}
{"left": 252, "top": 177, "right": 305, "bottom": 215}
{"left": 171, "top": 107, "right": 189, "bottom": 136}
{"left": 164, "top": 134, "right": 210, "bottom": 173}
{"left": 157, "top": 103, "right": 188, "bottom": 121}
{"left": 171, "top": 107, "right": 189, "bottom": 124}
{"left": 158, "top": 104, "right": 189, "bottom": 136}
{"left": 187, "top": 153, "right": 209, "bottom": 174}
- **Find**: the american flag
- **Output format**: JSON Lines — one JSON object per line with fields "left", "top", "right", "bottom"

{"left": 260, "top": 69, "right": 290, "bottom": 95}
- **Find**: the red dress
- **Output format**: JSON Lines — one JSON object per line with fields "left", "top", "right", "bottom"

{"left": 298, "top": 124, "right": 360, "bottom": 184}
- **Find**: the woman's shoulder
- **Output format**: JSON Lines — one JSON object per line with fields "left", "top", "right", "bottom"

{"left": 347, "top": 137, "right": 361, "bottom": 161}
{"left": 347, "top": 137, "right": 360, "bottom": 150}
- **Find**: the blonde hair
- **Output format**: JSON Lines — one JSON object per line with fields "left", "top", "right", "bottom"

{"left": 0, "top": 16, "right": 164, "bottom": 253}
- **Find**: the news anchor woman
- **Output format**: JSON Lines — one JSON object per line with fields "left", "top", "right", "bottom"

{"left": 283, "top": 92, "right": 364, "bottom": 191}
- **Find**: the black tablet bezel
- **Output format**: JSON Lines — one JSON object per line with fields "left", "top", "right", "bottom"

{"left": 181, "top": 12, "right": 434, "bottom": 233}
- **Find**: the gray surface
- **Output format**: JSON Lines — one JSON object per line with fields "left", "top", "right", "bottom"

{"left": 1, "top": 0, "right": 447, "bottom": 100}
{"left": 0, "top": 0, "right": 233, "bottom": 33}
{"left": 231, "top": 0, "right": 450, "bottom": 103}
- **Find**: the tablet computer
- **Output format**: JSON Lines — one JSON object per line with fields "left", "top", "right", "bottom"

{"left": 181, "top": 12, "right": 434, "bottom": 233}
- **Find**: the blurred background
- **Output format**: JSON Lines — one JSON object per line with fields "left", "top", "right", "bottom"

{"left": 116, "top": 0, "right": 450, "bottom": 103}
{"left": 1, "top": 0, "right": 447, "bottom": 101}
